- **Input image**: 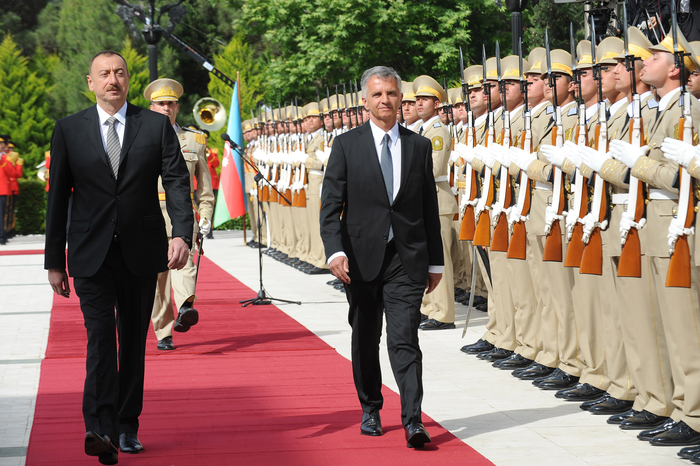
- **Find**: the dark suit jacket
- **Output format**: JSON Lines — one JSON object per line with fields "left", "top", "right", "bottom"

{"left": 44, "top": 103, "right": 193, "bottom": 278}
{"left": 320, "top": 122, "right": 443, "bottom": 283}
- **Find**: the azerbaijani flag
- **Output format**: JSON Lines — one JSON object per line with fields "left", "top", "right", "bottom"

{"left": 213, "top": 81, "right": 246, "bottom": 227}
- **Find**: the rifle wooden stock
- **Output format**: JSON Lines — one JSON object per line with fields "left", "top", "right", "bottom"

{"left": 459, "top": 204, "right": 476, "bottom": 240}
{"left": 262, "top": 186, "right": 271, "bottom": 202}
{"left": 491, "top": 213, "right": 509, "bottom": 251}
{"left": 268, "top": 166, "right": 278, "bottom": 203}
{"left": 473, "top": 211, "right": 491, "bottom": 246}
{"left": 507, "top": 221, "right": 527, "bottom": 259}
{"left": 543, "top": 126, "right": 564, "bottom": 262}
{"left": 667, "top": 171, "right": 694, "bottom": 287}
{"left": 564, "top": 223, "right": 585, "bottom": 267}
{"left": 297, "top": 170, "right": 308, "bottom": 208}
{"left": 579, "top": 228, "right": 603, "bottom": 274}
{"left": 618, "top": 178, "right": 645, "bottom": 277}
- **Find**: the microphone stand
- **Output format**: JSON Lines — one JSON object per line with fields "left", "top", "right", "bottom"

{"left": 223, "top": 135, "right": 301, "bottom": 307}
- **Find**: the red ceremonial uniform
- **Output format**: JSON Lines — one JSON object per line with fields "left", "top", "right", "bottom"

{"left": 207, "top": 149, "right": 220, "bottom": 190}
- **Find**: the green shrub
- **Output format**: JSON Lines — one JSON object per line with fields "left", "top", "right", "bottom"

{"left": 214, "top": 213, "right": 250, "bottom": 231}
{"left": 16, "top": 178, "right": 46, "bottom": 235}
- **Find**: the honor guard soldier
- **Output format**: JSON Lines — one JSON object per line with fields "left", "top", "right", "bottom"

{"left": 144, "top": 78, "right": 215, "bottom": 351}
{"left": 401, "top": 81, "right": 422, "bottom": 132}
{"left": 413, "top": 75, "right": 459, "bottom": 330}
{"left": 0, "top": 135, "right": 13, "bottom": 245}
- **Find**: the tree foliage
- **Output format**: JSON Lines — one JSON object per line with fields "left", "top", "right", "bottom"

{"left": 0, "top": 35, "right": 54, "bottom": 178}
{"left": 523, "top": 0, "right": 586, "bottom": 52}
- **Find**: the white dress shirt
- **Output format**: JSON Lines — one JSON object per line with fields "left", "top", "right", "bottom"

{"left": 95, "top": 102, "right": 127, "bottom": 152}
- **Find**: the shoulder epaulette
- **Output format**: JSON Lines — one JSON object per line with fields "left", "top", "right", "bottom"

{"left": 182, "top": 126, "right": 207, "bottom": 145}
{"left": 433, "top": 122, "right": 442, "bottom": 129}
{"left": 567, "top": 106, "right": 577, "bottom": 116}
{"left": 546, "top": 106, "right": 554, "bottom": 115}
{"left": 647, "top": 99, "right": 659, "bottom": 109}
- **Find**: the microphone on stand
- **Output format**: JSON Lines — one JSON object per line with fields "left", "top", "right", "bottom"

{"left": 221, "top": 133, "right": 243, "bottom": 151}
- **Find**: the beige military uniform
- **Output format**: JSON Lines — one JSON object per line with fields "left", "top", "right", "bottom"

{"left": 151, "top": 125, "right": 215, "bottom": 340}
{"left": 305, "top": 129, "right": 327, "bottom": 268}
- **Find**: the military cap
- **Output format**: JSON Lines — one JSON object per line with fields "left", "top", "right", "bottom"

{"left": 243, "top": 119, "right": 255, "bottom": 132}
{"left": 345, "top": 93, "right": 356, "bottom": 108}
{"left": 485, "top": 57, "right": 499, "bottom": 81}
{"left": 616, "top": 26, "right": 653, "bottom": 60}
{"left": 0, "top": 135, "right": 8, "bottom": 143}
{"left": 649, "top": 29, "right": 700, "bottom": 73}
{"left": 463, "top": 65, "right": 483, "bottom": 88}
{"left": 328, "top": 94, "right": 345, "bottom": 112}
{"left": 401, "top": 81, "right": 416, "bottom": 102}
{"left": 264, "top": 110, "right": 273, "bottom": 122}
{"left": 596, "top": 37, "right": 624, "bottom": 65}
{"left": 319, "top": 97, "right": 330, "bottom": 114}
{"left": 303, "top": 102, "right": 320, "bottom": 117}
{"left": 143, "top": 78, "right": 183, "bottom": 102}
{"left": 525, "top": 48, "right": 546, "bottom": 75}
{"left": 576, "top": 41, "right": 594, "bottom": 69}
{"left": 501, "top": 55, "right": 530, "bottom": 80}
{"left": 413, "top": 75, "right": 448, "bottom": 103}
{"left": 541, "top": 49, "right": 573, "bottom": 77}
{"left": 447, "top": 88, "right": 465, "bottom": 105}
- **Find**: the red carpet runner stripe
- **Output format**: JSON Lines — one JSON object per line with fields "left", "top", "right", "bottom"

{"left": 27, "top": 256, "right": 494, "bottom": 465}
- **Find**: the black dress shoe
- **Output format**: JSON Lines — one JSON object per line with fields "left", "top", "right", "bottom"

{"left": 420, "top": 313, "right": 429, "bottom": 323}
{"left": 405, "top": 420, "right": 431, "bottom": 448}
{"left": 538, "top": 369, "right": 579, "bottom": 391}
{"left": 419, "top": 318, "right": 456, "bottom": 330}
{"left": 607, "top": 409, "right": 639, "bottom": 425}
{"left": 493, "top": 353, "right": 533, "bottom": 370}
{"left": 680, "top": 445, "right": 700, "bottom": 459}
{"left": 173, "top": 306, "right": 199, "bottom": 333}
{"left": 638, "top": 418, "right": 677, "bottom": 441}
{"left": 85, "top": 432, "right": 118, "bottom": 465}
{"left": 555, "top": 383, "right": 606, "bottom": 401}
{"left": 533, "top": 367, "right": 565, "bottom": 386}
{"left": 119, "top": 432, "right": 144, "bottom": 453}
{"left": 692, "top": 452, "right": 700, "bottom": 465}
{"left": 620, "top": 410, "right": 669, "bottom": 430}
{"left": 587, "top": 396, "right": 633, "bottom": 415}
{"left": 308, "top": 267, "right": 331, "bottom": 274}
{"left": 157, "top": 336, "right": 174, "bottom": 351}
{"left": 360, "top": 411, "right": 383, "bottom": 436}
{"left": 516, "top": 363, "right": 555, "bottom": 380}
{"left": 477, "top": 348, "right": 512, "bottom": 361}
{"left": 580, "top": 393, "right": 610, "bottom": 411}
{"left": 461, "top": 339, "right": 494, "bottom": 354}
{"left": 649, "top": 420, "right": 700, "bottom": 446}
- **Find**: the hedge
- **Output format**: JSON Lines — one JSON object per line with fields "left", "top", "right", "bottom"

{"left": 16, "top": 179, "right": 47, "bottom": 235}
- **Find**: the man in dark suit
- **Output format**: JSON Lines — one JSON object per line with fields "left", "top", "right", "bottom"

{"left": 44, "top": 51, "right": 193, "bottom": 465}
{"left": 320, "top": 66, "right": 443, "bottom": 448}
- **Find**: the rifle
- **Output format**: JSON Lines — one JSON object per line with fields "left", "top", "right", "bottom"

{"left": 355, "top": 79, "right": 364, "bottom": 125}
{"left": 666, "top": 1, "right": 695, "bottom": 288}
{"left": 326, "top": 87, "right": 336, "bottom": 142}
{"left": 473, "top": 45, "right": 496, "bottom": 247}
{"left": 618, "top": 2, "right": 647, "bottom": 278}
{"left": 542, "top": 29, "right": 566, "bottom": 262}
{"left": 335, "top": 84, "right": 345, "bottom": 129}
{"left": 459, "top": 46, "right": 478, "bottom": 242}
{"left": 564, "top": 22, "right": 589, "bottom": 268}
{"left": 507, "top": 37, "right": 533, "bottom": 260}
{"left": 317, "top": 89, "right": 326, "bottom": 151}
{"left": 580, "top": 15, "right": 611, "bottom": 275}
{"left": 491, "top": 41, "right": 513, "bottom": 252}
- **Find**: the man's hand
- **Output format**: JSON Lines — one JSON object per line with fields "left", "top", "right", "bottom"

{"left": 48, "top": 268, "right": 70, "bottom": 298}
{"left": 330, "top": 256, "right": 351, "bottom": 284}
{"left": 425, "top": 272, "right": 442, "bottom": 294}
{"left": 199, "top": 218, "right": 211, "bottom": 236}
{"left": 168, "top": 237, "right": 190, "bottom": 270}
{"left": 609, "top": 140, "right": 649, "bottom": 168}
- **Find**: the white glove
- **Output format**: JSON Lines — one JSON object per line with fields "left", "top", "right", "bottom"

{"left": 540, "top": 144, "right": 565, "bottom": 168}
{"left": 618, "top": 209, "right": 647, "bottom": 239}
{"left": 476, "top": 145, "right": 496, "bottom": 168}
{"left": 661, "top": 138, "right": 696, "bottom": 167}
{"left": 544, "top": 205, "right": 561, "bottom": 227}
{"left": 199, "top": 218, "right": 211, "bottom": 236}
{"left": 509, "top": 146, "right": 537, "bottom": 171}
{"left": 609, "top": 139, "right": 649, "bottom": 168}
{"left": 508, "top": 206, "right": 521, "bottom": 226}
{"left": 449, "top": 149, "right": 460, "bottom": 163}
{"left": 581, "top": 212, "right": 596, "bottom": 242}
{"left": 563, "top": 140, "right": 583, "bottom": 169}
{"left": 578, "top": 145, "right": 611, "bottom": 173}
{"left": 455, "top": 143, "right": 474, "bottom": 164}
{"left": 490, "top": 144, "right": 511, "bottom": 168}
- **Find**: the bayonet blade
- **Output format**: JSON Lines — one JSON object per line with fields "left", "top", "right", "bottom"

{"left": 570, "top": 23, "right": 577, "bottom": 72}
{"left": 519, "top": 39, "right": 523, "bottom": 78}
{"left": 545, "top": 29, "right": 552, "bottom": 76}
{"left": 496, "top": 41, "right": 501, "bottom": 80}
{"left": 672, "top": 0, "right": 679, "bottom": 53}
{"left": 623, "top": 2, "right": 629, "bottom": 56}
{"left": 482, "top": 45, "right": 487, "bottom": 83}
{"left": 590, "top": 17, "right": 597, "bottom": 62}
{"left": 459, "top": 46, "right": 466, "bottom": 85}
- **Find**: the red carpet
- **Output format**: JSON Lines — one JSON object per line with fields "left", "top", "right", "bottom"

{"left": 0, "top": 249, "right": 44, "bottom": 256}
{"left": 27, "top": 256, "right": 494, "bottom": 465}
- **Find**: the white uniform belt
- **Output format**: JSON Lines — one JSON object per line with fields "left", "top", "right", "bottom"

{"left": 309, "top": 169, "right": 324, "bottom": 176}
{"left": 535, "top": 181, "right": 552, "bottom": 190}
{"left": 649, "top": 189, "right": 678, "bottom": 200}
{"left": 435, "top": 175, "right": 449, "bottom": 182}
{"left": 612, "top": 193, "right": 629, "bottom": 205}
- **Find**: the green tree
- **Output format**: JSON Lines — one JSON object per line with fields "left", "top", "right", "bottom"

{"left": 239, "top": 0, "right": 508, "bottom": 102}
{"left": 207, "top": 34, "right": 265, "bottom": 156}
{"left": 523, "top": 0, "right": 586, "bottom": 52}
{"left": 0, "top": 35, "right": 54, "bottom": 178}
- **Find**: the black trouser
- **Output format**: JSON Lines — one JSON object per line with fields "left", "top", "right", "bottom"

{"left": 0, "top": 194, "right": 6, "bottom": 242}
{"left": 345, "top": 241, "right": 425, "bottom": 427}
{"left": 73, "top": 240, "right": 157, "bottom": 440}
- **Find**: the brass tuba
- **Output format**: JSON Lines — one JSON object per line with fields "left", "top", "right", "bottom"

{"left": 193, "top": 97, "right": 227, "bottom": 132}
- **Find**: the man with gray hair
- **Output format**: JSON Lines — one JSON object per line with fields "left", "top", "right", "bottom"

{"left": 320, "top": 65, "right": 444, "bottom": 448}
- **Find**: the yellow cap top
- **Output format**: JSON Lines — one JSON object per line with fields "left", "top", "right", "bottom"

{"left": 413, "top": 75, "right": 448, "bottom": 103}
{"left": 143, "top": 78, "right": 183, "bottom": 101}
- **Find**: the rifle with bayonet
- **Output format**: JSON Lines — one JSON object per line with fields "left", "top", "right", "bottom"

{"left": 326, "top": 87, "right": 336, "bottom": 143}
{"left": 618, "top": 2, "right": 648, "bottom": 278}
{"left": 507, "top": 37, "right": 533, "bottom": 260}
{"left": 580, "top": 16, "right": 612, "bottom": 275}
{"left": 542, "top": 29, "right": 566, "bottom": 262}
{"left": 564, "top": 22, "right": 589, "bottom": 268}
{"left": 474, "top": 45, "right": 496, "bottom": 247}
{"left": 491, "top": 41, "right": 513, "bottom": 252}
{"left": 459, "top": 46, "right": 479, "bottom": 242}
{"left": 335, "top": 84, "right": 345, "bottom": 130}
{"left": 355, "top": 79, "right": 364, "bottom": 125}
{"left": 317, "top": 89, "right": 326, "bottom": 151}
{"left": 666, "top": 0, "right": 695, "bottom": 288}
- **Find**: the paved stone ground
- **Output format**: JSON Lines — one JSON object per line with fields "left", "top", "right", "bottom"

{"left": 0, "top": 231, "right": 688, "bottom": 465}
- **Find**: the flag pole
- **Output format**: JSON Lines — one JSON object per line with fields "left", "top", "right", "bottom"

{"left": 236, "top": 71, "right": 248, "bottom": 245}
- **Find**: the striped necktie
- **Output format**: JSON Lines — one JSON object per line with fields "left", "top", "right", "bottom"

{"left": 380, "top": 133, "right": 394, "bottom": 242}
{"left": 105, "top": 116, "right": 121, "bottom": 178}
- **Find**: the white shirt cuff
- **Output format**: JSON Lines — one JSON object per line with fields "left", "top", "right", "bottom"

{"left": 428, "top": 265, "right": 443, "bottom": 274}
{"left": 328, "top": 251, "right": 347, "bottom": 264}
